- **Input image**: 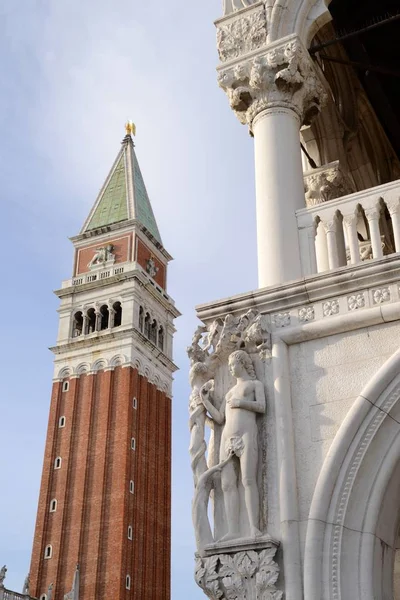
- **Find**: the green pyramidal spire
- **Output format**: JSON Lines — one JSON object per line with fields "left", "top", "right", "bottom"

{"left": 82, "top": 131, "right": 162, "bottom": 244}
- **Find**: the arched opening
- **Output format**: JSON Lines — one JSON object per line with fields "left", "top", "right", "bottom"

{"left": 158, "top": 326, "right": 165, "bottom": 351}
{"left": 86, "top": 308, "right": 96, "bottom": 334}
{"left": 49, "top": 499, "right": 57, "bottom": 513}
{"left": 304, "top": 348, "right": 400, "bottom": 599}
{"left": 150, "top": 319, "right": 157, "bottom": 345}
{"left": 139, "top": 306, "right": 144, "bottom": 332}
{"left": 72, "top": 311, "right": 83, "bottom": 337}
{"left": 304, "top": 0, "right": 400, "bottom": 197}
{"left": 99, "top": 305, "right": 109, "bottom": 330}
{"left": 144, "top": 313, "right": 151, "bottom": 338}
{"left": 113, "top": 302, "right": 122, "bottom": 328}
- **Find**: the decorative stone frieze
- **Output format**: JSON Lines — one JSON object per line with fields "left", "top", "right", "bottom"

{"left": 273, "top": 313, "right": 291, "bottom": 328}
{"left": 322, "top": 299, "right": 339, "bottom": 317}
{"left": 217, "top": 3, "right": 267, "bottom": 63}
{"left": 347, "top": 293, "right": 365, "bottom": 311}
{"left": 372, "top": 287, "right": 391, "bottom": 304}
{"left": 304, "top": 161, "right": 355, "bottom": 207}
{"left": 217, "top": 34, "right": 327, "bottom": 129}
{"left": 299, "top": 306, "right": 315, "bottom": 322}
{"left": 195, "top": 544, "right": 282, "bottom": 600}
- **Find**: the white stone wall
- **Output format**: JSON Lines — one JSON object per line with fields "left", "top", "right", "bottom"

{"left": 288, "top": 320, "right": 400, "bottom": 556}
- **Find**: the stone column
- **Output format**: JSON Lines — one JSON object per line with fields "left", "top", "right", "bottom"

{"left": 388, "top": 200, "right": 400, "bottom": 252}
{"left": 324, "top": 220, "right": 340, "bottom": 270}
{"left": 365, "top": 208, "right": 383, "bottom": 259}
{"left": 344, "top": 214, "right": 361, "bottom": 264}
{"left": 217, "top": 14, "right": 327, "bottom": 288}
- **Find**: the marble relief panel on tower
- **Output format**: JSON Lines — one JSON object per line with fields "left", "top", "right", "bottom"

{"left": 75, "top": 234, "right": 132, "bottom": 275}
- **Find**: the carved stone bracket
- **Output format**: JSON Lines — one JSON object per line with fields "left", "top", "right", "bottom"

{"left": 195, "top": 543, "right": 283, "bottom": 600}
{"left": 217, "top": 34, "right": 327, "bottom": 130}
{"left": 217, "top": 3, "right": 267, "bottom": 63}
{"left": 304, "top": 160, "right": 356, "bottom": 207}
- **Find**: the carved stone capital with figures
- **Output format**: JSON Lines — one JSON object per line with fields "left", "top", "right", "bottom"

{"left": 217, "top": 33, "right": 327, "bottom": 130}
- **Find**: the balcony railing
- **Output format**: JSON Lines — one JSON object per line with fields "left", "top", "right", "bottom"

{"left": 296, "top": 179, "right": 400, "bottom": 276}
{"left": 1, "top": 590, "right": 35, "bottom": 600}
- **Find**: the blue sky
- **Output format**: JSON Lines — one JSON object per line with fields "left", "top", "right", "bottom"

{"left": 0, "top": 2, "right": 258, "bottom": 597}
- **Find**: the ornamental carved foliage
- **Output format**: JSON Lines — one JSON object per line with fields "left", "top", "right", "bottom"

{"left": 304, "top": 163, "right": 355, "bottom": 207}
{"left": 217, "top": 8, "right": 267, "bottom": 63}
{"left": 217, "top": 37, "right": 327, "bottom": 128}
{"left": 195, "top": 549, "right": 283, "bottom": 600}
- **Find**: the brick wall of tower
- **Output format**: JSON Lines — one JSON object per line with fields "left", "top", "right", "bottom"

{"left": 29, "top": 367, "right": 171, "bottom": 600}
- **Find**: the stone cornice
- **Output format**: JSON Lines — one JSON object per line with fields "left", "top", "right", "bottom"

{"left": 50, "top": 325, "right": 178, "bottom": 373}
{"left": 196, "top": 256, "right": 400, "bottom": 323}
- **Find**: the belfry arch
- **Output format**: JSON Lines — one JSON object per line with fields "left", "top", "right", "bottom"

{"left": 304, "top": 348, "right": 400, "bottom": 599}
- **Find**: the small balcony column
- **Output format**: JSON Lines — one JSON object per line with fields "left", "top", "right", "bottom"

{"left": 308, "top": 226, "right": 318, "bottom": 275}
{"left": 315, "top": 221, "right": 329, "bottom": 273}
{"left": 108, "top": 307, "right": 116, "bottom": 329}
{"left": 82, "top": 314, "right": 89, "bottom": 336}
{"left": 366, "top": 208, "right": 383, "bottom": 259}
{"left": 95, "top": 310, "right": 102, "bottom": 332}
{"left": 344, "top": 214, "right": 361, "bottom": 264}
{"left": 388, "top": 201, "right": 400, "bottom": 252}
{"left": 324, "top": 219, "right": 340, "bottom": 270}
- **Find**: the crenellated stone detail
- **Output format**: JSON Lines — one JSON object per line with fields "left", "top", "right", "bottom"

{"left": 195, "top": 545, "right": 283, "bottom": 600}
{"left": 304, "top": 161, "right": 356, "bottom": 207}
{"left": 217, "top": 3, "right": 267, "bottom": 63}
{"left": 217, "top": 34, "right": 327, "bottom": 130}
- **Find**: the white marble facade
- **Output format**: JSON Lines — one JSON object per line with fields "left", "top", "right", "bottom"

{"left": 189, "top": 1, "right": 400, "bottom": 599}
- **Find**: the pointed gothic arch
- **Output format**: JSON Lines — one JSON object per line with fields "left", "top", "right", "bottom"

{"left": 304, "top": 347, "right": 400, "bottom": 599}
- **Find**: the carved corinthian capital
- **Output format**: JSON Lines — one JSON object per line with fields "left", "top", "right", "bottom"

{"left": 217, "top": 33, "right": 327, "bottom": 130}
{"left": 195, "top": 542, "right": 282, "bottom": 600}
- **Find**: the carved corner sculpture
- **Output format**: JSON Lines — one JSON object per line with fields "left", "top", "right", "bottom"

{"left": 187, "top": 311, "right": 282, "bottom": 599}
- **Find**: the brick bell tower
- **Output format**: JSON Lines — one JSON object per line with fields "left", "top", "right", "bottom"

{"left": 29, "top": 123, "right": 180, "bottom": 600}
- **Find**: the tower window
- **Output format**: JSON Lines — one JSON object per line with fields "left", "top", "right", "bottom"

{"left": 139, "top": 306, "right": 144, "bottom": 332}
{"left": 44, "top": 545, "right": 52, "bottom": 559}
{"left": 150, "top": 319, "right": 157, "bottom": 344}
{"left": 131, "top": 438, "right": 136, "bottom": 451}
{"left": 158, "top": 326, "right": 164, "bottom": 351}
{"left": 50, "top": 499, "right": 57, "bottom": 513}
{"left": 126, "top": 575, "right": 131, "bottom": 590}
{"left": 128, "top": 526, "right": 133, "bottom": 540}
{"left": 113, "top": 301, "right": 122, "bottom": 327}
{"left": 59, "top": 416, "right": 66, "bottom": 428}
{"left": 133, "top": 397, "right": 137, "bottom": 410}
{"left": 62, "top": 381, "right": 69, "bottom": 393}
{"left": 40, "top": 595, "right": 47, "bottom": 600}
{"left": 129, "top": 480, "right": 134, "bottom": 494}
{"left": 86, "top": 308, "right": 96, "bottom": 334}
{"left": 72, "top": 311, "right": 83, "bottom": 338}
{"left": 54, "top": 457, "right": 62, "bottom": 470}
{"left": 100, "top": 304, "right": 109, "bottom": 330}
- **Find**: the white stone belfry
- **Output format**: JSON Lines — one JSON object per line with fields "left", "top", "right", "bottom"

{"left": 189, "top": 1, "right": 400, "bottom": 599}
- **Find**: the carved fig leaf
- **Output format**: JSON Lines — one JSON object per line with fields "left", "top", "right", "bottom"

{"left": 219, "top": 553, "right": 237, "bottom": 577}
{"left": 235, "top": 551, "right": 258, "bottom": 577}
{"left": 258, "top": 547, "right": 277, "bottom": 566}
{"left": 222, "top": 574, "right": 246, "bottom": 600}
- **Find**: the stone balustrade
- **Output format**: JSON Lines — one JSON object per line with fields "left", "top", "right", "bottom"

{"left": 296, "top": 178, "right": 400, "bottom": 276}
{"left": 0, "top": 590, "right": 34, "bottom": 600}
